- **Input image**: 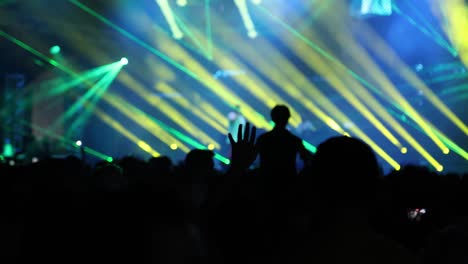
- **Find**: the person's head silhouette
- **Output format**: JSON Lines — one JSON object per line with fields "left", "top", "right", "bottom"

{"left": 310, "top": 135, "right": 381, "bottom": 206}
{"left": 184, "top": 149, "right": 215, "bottom": 182}
{"left": 271, "top": 104, "right": 290, "bottom": 128}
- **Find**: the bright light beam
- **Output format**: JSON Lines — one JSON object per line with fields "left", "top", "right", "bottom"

{"left": 0, "top": 28, "right": 194, "bottom": 158}
{"left": 355, "top": 20, "right": 464, "bottom": 146}
{"left": 149, "top": 22, "right": 271, "bottom": 129}
{"left": 116, "top": 70, "right": 222, "bottom": 149}
{"left": 50, "top": 64, "right": 121, "bottom": 131}
{"left": 234, "top": 0, "right": 259, "bottom": 38}
{"left": 155, "top": 0, "right": 184, "bottom": 39}
{"left": 194, "top": 22, "right": 303, "bottom": 127}
{"left": 68, "top": 64, "right": 123, "bottom": 135}
{"left": 68, "top": 0, "right": 197, "bottom": 79}
{"left": 155, "top": 82, "right": 227, "bottom": 134}
{"left": 93, "top": 107, "right": 161, "bottom": 157}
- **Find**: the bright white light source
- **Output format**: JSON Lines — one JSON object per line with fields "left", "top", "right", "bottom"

{"left": 75, "top": 140, "right": 82, "bottom": 147}
{"left": 120, "top": 57, "right": 129, "bottom": 65}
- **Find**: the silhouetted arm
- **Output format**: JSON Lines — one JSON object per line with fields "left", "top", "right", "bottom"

{"left": 227, "top": 122, "right": 257, "bottom": 173}
{"left": 211, "top": 123, "right": 257, "bottom": 207}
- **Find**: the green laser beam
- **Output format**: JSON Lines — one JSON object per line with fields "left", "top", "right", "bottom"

{"left": 387, "top": 108, "right": 468, "bottom": 160}
{"left": 1, "top": 22, "right": 227, "bottom": 164}
{"left": 256, "top": 4, "right": 461, "bottom": 152}
{"left": 403, "top": 1, "right": 456, "bottom": 55}
{"left": 255, "top": 5, "right": 386, "bottom": 98}
{"left": 0, "top": 31, "right": 154, "bottom": 161}
{"left": 51, "top": 67, "right": 119, "bottom": 131}
{"left": 46, "top": 61, "right": 121, "bottom": 97}
{"left": 114, "top": 98, "right": 230, "bottom": 163}
{"left": 393, "top": 4, "right": 457, "bottom": 56}
{"left": 173, "top": 13, "right": 209, "bottom": 59}
{"left": 68, "top": 0, "right": 198, "bottom": 79}
{"left": 68, "top": 65, "right": 123, "bottom": 134}
{"left": 0, "top": 30, "right": 78, "bottom": 78}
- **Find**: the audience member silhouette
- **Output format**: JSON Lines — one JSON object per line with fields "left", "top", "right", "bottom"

{"left": 291, "top": 135, "right": 419, "bottom": 264}
{"left": 256, "top": 104, "right": 312, "bottom": 180}
{"left": 255, "top": 104, "right": 313, "bottom": 244}
{"left": 3, "top": 118, "right": 468, "bottom": 264}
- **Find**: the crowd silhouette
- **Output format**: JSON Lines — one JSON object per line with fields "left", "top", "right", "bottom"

{"left": 1, "top": 104, "right": 467, "bottom": 264}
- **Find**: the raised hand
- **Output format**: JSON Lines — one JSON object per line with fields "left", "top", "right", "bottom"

{"left": 228, "top": 122, "right": 257, "bottom": 170}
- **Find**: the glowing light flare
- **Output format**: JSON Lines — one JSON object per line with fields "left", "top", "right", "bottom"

{"left": 49, "top": 45, "right": 61, "bottom": 55}
{"left": 2, "top": 141, "right": 14, "bottom": 158}
{"left": 176, "top": 0, "right": 187, "bottom": 7}
{"left": 120, "top": 57, "right": 128, "bottom": 65}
